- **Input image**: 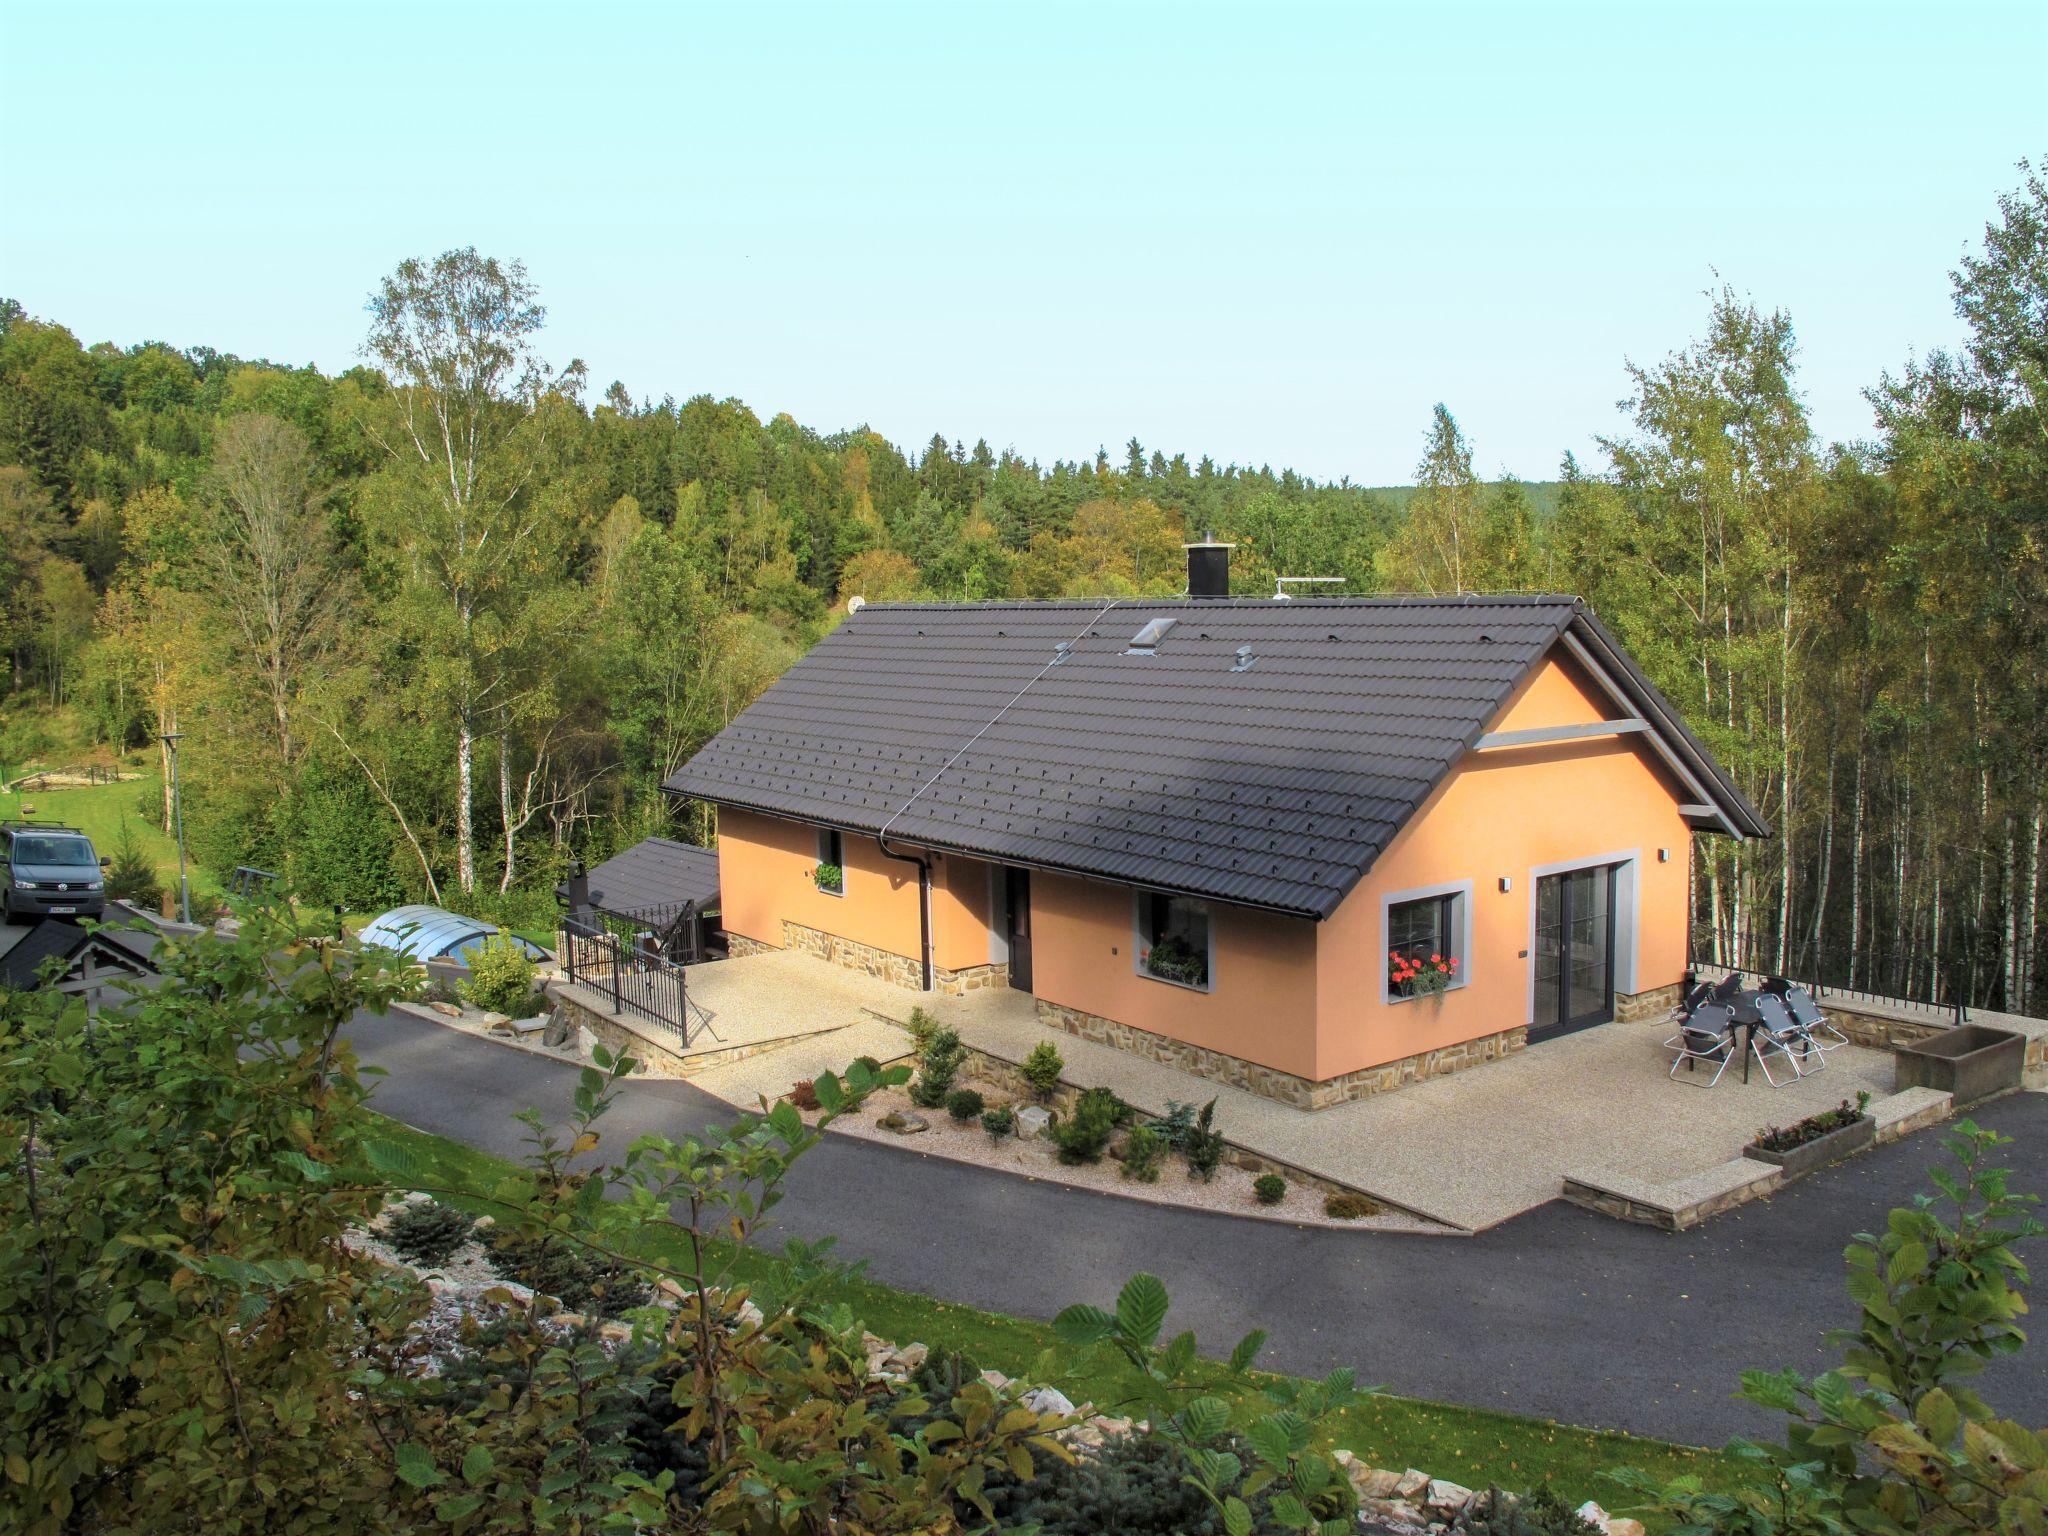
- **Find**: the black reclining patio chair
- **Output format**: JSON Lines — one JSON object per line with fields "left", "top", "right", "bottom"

{"left": 1764, "top": 976, "right": 1848, "bottom": 1051}
{"left": 1668, "top": 977, "right": 1712, "bottom": 1024}
{"left": 1666, "top": 999, "right": 1736, "bottom": 1086}
{"left": 1750, "top": 991, "right": 1820, "bottom": 1084}
{"left": 1708, "top": 971, "right": 1744, "bottom": 1006}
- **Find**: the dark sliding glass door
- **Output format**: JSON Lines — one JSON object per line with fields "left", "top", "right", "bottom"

{"left": 1530, "top": 864, "right": 1616, "bottom": 1042}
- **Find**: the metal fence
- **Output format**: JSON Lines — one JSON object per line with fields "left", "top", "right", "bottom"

{"left": 579, "top": 900, "right": 709, "bottom": 965}
{"left": 1688, "top": 930, "right": 1970, "bottom": 1027}
{"left": 560, "top": 917, "right": 693, "bottom": 1043}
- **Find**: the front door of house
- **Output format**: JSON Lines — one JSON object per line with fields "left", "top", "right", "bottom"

{"left": 1004, "top": 868, "right": 1033, "bottom": 992}
{"left": 1530, "top": 865, "right": 1616, "bottom": 1042}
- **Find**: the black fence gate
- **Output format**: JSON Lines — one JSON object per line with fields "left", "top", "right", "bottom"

{"left": 560, "top": 917, "right": 695, "bottom": 1044}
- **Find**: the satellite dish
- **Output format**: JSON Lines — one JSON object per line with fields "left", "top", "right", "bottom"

{"left": 846, "top": 595, "right": 867, "bottom": 614}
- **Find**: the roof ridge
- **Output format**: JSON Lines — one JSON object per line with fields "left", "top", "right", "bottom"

{"left": 849, "top": 594, "right": 1584, "bottom": 612}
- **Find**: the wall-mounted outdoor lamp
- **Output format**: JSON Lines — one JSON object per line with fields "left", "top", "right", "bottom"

{"left": 1498, "top": 876, "right": 1512, "bottom": 893}
{"left": 1657, "top": 848, "right": 1670, "bottom": 862}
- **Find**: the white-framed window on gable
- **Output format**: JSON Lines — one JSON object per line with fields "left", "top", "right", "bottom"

{"left": 1382, "top": 881, "right": 1472, "bottom": 1002}
{"left": 1134, "top": 890, "right": 1212, "bottom": 991}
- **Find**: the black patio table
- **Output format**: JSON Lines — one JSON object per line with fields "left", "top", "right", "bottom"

{"left": 1721, "top": 987, "right": 1816, "bottom": 1083}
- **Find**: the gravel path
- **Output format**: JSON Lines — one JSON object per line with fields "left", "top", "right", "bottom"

{"left": 345, "top": 1004, "right": 2048, "bottom": 1449}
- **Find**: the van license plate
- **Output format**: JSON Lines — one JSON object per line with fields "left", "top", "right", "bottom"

{"left": 49, "top": 906, "right": 76, "bottom": 915}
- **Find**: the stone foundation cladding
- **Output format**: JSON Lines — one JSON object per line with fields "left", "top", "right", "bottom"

{"left": 1034, "top": 998, "right": 1526, "bottom": 1110}
{"left": 1613, "top": 982, "right": 1683, "bottom": 1023}
{"left": 726, "top": 933, "right": 777, "bottom": 959}
{"left": 773, "top": 922, "right": 1006, "bottom": 996}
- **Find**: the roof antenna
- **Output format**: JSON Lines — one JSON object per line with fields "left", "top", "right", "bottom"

{"left": 1274, "top": 576, "right": 1344, "bottom": 600}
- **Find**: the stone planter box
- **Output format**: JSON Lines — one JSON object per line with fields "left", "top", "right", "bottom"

{"left": 1744, "top": 1114, "right": 1875, "bottom": 1179}
{"left": 1895, "top": 1024, "right": 2027, "bottom": 1106}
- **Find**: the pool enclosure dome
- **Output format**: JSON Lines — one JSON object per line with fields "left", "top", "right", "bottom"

{"left": 356, "top": 905, "right": 550, "bottom": 966}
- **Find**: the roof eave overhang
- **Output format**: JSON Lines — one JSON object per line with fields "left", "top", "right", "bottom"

{"left": 1560, "top": 614, "right": 1771, "bottom": 840}
{"left": 663, "top": 782, "right": 1337, "bottom": 922}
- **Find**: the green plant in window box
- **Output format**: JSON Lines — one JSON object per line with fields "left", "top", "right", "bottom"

{"left": 1389, "top": 949, "right": 1456, "bottom": 999}
{"left": 1143, "top": 934, "right": 1207, "bottom": 987}
{"left": 813, "top": 862, "right": 844, "bottom": 894}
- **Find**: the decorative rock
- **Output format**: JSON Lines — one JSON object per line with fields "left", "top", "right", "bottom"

{"left": 542, "top": 1007, "right": 574, "bottom": 1048}
{"left": 1015, "top": 1105, "right": 1053, "bottom": 1139}
{"left": 1606, "top": 1520, "right": 1646, "bottom": 1536}
{"left": 886, "top": 1113, "right": 928, "bottom": 1134}
{"left": 1393, "top": 1469, "right": 1430, "bottom": 1500}
{"left": 1576, "top": 1502, "right": 1612, "bottom": 1532}
{"left": 1424, "top": 1479, "right": 1474, "bottom": 1516}
{"left": 1022, "top": 1385, "right": 1075, "bottom": 1416}
{"left": 429, "top": 1001, "right": 463, "bottom": 1018}
{"left": 403, "top": 1190, "right": 435, "bottom": 1207}
{"left": 1353, "top": 1466, "right": 1408, "bottom": 1499}
{"left": 471, "top": 1214, "right": 495, "bottom": 1232}
{"left": 979, "top": 1368, "right": 1013, "bottom": 1392}
{"left": 479, "top": 1011, "right": 512, "bottom": 1031}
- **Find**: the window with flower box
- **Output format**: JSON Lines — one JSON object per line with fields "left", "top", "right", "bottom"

{"left": 814, "top": 828, "right": 844, "bottom": 895}
{"left": 1385, "top": 889, "right": 1465, "bottom": 1000}
{"left": 1134, "top": 891, "right": 1212, "bottom": 991}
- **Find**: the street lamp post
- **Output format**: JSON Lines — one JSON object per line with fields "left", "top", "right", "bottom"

{"left": 161, "top": 730, "right": 189, "bottom": 924}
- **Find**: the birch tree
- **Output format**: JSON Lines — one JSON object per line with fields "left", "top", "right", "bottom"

{"left": 361, "top": 249, "right": 585, "bottom": 893}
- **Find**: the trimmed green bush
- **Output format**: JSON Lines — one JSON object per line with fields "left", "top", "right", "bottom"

{"left": 1450, "top": 1484, "right": 1599, "bottom": 1535}
{"left": 909, "top": 1024, "right": 965, "bottom": 1109}
{"left": 980, "top": 1105, "right": 1016, "bottom": 1141}
{"left": 1253, "top": 1174, "right": 1286, "bottom": 1205}
{"left": 459, "top": 933, "right": 544, "bottom": 1018}
{"left": 1020, "top": 1040, "right": 1064, "bottom": 1100}
{"left": 486, "top": 1230, "right": 651, "bottom": 1318}
{"left": 384, "top": 1199, "right": 476, "bottom": 1267}
{"left": 944, "top": 1087, "right": 984, "bottom": 1123}
{"left": 1118, "top": 1125, "right": 1165, "bottom": 1182}
{"left": 1051, "top": 1086, "right": 1125, "bottom": 1165}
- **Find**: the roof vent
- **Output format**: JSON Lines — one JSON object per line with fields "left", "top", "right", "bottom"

{"left": 1230, "top": 645, "right": 1255, "bottom": 673}
{"left": 1050, "top": 641, "right": 1075, "bottom": 666}
{"left": 1125, "top": 616, "right": 1178, "bottom": 655}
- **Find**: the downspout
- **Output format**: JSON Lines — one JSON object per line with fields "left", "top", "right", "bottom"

{"left": 870, "top": 595, "right": 1122, "bottom": 996}
{"left": 876, "top": 835, "right": 934, "bottom": 992}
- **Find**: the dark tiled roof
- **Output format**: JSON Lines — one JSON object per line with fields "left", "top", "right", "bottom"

{"left": 555, "top": 837, "right": 720, "bottom": 916}
{"left": 0, "top": 919, "right": 156, "bottom": 990}
{"left": 665, "top": 596, "right": 1765, "bottom": 919}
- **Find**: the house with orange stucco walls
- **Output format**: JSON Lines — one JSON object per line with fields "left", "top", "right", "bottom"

{"left": 665, "top": 542, "right": 1768, "bottom": 1109}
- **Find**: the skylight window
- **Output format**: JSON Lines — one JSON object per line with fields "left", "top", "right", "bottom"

{"left": 1125, "top": 616, "right": 1178, "bottom": 655}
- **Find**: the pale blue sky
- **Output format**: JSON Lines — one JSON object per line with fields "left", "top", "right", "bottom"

{"left": 2, "top": 1, "right": 2043, "bottom": 483}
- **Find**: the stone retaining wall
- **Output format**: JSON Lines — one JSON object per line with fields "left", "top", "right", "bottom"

{"left": 1562, "top": 1084, "right": 1955, "bottom": 1230}
{"left": 1035, "top": 998, "right": 1525, "bottom": 1110}
{"left": 548, "top": 980, "right": 844, "bottom": 1081}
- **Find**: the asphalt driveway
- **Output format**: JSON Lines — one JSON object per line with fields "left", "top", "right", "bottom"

{"left": 346, "top": 1007, "right": 2046, "bottom": 1449}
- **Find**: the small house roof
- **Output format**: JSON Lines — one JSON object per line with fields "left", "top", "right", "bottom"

{"left": 556, "top": 837, "right": 720, "bottom": 916}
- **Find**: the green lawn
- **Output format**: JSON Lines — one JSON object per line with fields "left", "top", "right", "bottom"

{"left": 371, "top": 1115, "right": 1751, "bottom": 1521}
{"left": 1, "top": 766, "right": 227, "bottom": 907}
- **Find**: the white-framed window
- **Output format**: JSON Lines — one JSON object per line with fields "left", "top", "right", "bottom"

{"left": 814, "top": 828, "right": 845, "bottom": 895}
{"left": 1134, "top": 890, "right": 1212, "bottom": 991}
{"left": 1380, "top": 880, "right": 1472, "bottom": 1003}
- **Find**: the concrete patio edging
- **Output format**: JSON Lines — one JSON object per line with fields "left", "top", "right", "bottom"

{"left": 1561, "top": 1085, "right": 1955, "bottom": 1230}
